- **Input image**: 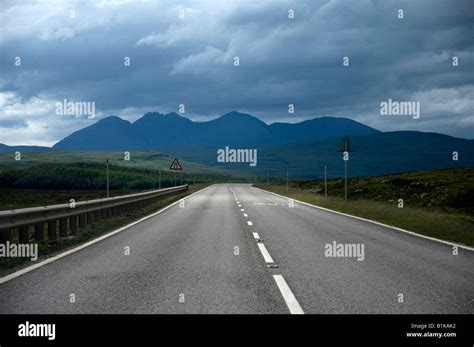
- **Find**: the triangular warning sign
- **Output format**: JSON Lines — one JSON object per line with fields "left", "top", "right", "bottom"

{"left": 169, "top": 158, "right": 182, "bottom": 170}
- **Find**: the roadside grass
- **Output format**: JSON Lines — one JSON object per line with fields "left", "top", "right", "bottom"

{"left": 0, "top": 184, "right": 209, "bottom": 273}
{"left": 256, "top": 184, "right": 474, "bottom": 247}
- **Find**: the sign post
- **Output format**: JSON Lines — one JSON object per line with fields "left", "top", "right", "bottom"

{"left": 169, "top": 158, "right": 183, "bottom": 187}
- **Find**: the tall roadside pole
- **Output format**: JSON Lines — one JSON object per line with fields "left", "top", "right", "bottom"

{"left": 324, "top": 165, "right": 327, "bottom": 199}
{"left": 106, "top": 159, "right": 110, "bottom": 198}
{"left": 337, "top": 136, "right": 355, "bottom": 201}
{"left": 159, "top": 168, "right": 161, "bottom": 189}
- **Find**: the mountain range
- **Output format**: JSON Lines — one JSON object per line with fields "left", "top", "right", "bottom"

{"left": 1, "top": 111, "right": 473, "bottom": 178}
{"left": 51, "top": 111, "right": 379, "bottom": 150}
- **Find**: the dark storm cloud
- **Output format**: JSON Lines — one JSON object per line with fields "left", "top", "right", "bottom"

{"left": 0, "top": 0, "right": 473, "bottom": 145}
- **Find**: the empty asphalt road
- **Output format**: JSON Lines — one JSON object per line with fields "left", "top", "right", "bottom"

{"left": 0, "top": 184, "right": 473, "bottom": 314}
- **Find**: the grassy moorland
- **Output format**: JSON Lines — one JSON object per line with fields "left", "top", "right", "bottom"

{"left": 0, "top": 150, "right": 250, "bottom": 178}
{"left": 0, "top": 162, "right": 229, "bottom": 210}
{"left": 256, "top": 168, "right": 474, "bottom": 247}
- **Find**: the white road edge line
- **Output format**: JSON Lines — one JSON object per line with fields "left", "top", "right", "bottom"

{"left": 257, "top": 243, "right": 274, "bottom": 263}
{"left": 253, "top": 232, "right": 260, "bottom": 239}
{"left": 243, "top": 213, "right": 248, "bottom": 217}
{"left": 0, "top": 185, "right": 213, "bottom": 285}
{"left": 273, "top": 275, "right": 304, "bottom": 314}
{"left": 253, "top": 186, "right": 474, "bottom": 252}
{"left": 247, "top": 221, "right": 253, "bottom": 226}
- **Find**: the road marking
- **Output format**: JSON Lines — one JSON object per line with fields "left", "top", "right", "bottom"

{"left": 240, "top": 209, "right": 244, "bottom": 212}
{"left": 247, "top": 221, "right": 253, "bottom": 226}
{"left": 257, "top": 243, "right": 274, "bottom": 263}
{"left": 0, "top": 185, "right": 213, "bottom": 285}
{"left": 243, "top": 213, "right": 248, "bottom": 217}
{"left": 253, "top": 232, "right": 260, "bottom": 239}
{"left": 254, "top": 186, "right": 474, "bottom": 252}
{"left": 273, "top": 275, "right": 304, "bottom": 314}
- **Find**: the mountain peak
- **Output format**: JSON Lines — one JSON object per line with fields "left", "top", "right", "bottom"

{"left": 165, "top": 112, "right": 181, "bottom": 117}
{"left": 97, "top": 115, "right": 130, "bottom": 125}
{"left": 215, "top": 111, "right": 267, "bottom": 127}
{"left": 221, "top": 111, "right": 256, "bottom": 119}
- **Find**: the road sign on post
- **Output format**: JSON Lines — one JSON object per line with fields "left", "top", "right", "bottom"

{"left": 169, "top": 158, "right": 182, "bottom": 171}
{"left": 169, "top": 158, "right": 182, "bottom": 187}
{"left": 337, "top": 136, "right": 355, "bottom": 201}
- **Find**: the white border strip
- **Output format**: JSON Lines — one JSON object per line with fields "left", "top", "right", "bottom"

{"left": 254, "top": 186, "right": 474, "bottom": 251}
{"left": 0, "top": 185, "right": 213, "bottom": 285}
{"left": 273, "top": 274, "right": 304, "bottom": 314}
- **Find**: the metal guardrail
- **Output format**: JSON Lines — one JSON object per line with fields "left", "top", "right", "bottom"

{"left": 0, "top": 185, "right": 188, "bottom": 243}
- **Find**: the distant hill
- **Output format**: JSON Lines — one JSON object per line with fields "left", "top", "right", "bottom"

{"left": 52, "top": 111, "right": 380, "bottom": 150}
{"left": 0, "top": 143, "right": 51, "bottom": 153}
{"left": 163, "top": 131, "right": 474, "bottom": 178}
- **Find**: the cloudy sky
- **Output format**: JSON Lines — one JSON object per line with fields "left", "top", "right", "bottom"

{"left": 1, "top": 0, "right": 473, "bottom": 146}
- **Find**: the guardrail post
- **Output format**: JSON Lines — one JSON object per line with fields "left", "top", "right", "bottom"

{"left": 71, "top": 215, "right": 78, "bottom": 235}
{"left": 94, "top": 210, "right": 101, "bottom": 222}
{"left": 59, "top": 217, "right": 68, "bottom": 237}
{"left": 19, "top": 225, "right": 29, "bottom": 243}
{"left": 79, "top": 213, "right": 86, "bottom": 228}
{"left": 35, "top": 222, "right": 44, "bottom": 241}
{"left": 48, "top": 220, "right": 57, "bottom": 241}
{"left": 87, "top": 211, "right": 94, "bottom": 225}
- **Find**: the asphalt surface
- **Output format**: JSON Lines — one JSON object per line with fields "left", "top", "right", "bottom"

{"left": 0, "top": 184, "right": 472, "bottom": 314}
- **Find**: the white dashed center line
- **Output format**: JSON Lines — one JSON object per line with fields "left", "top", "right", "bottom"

{"left": 230, "top": 186, "right": 304, "bottom": 315}
{"left": 257, "top": 243, "right": 274, "bottom": 263}
{"left": 273, "top": 275, "right": 304, "bottom": 314}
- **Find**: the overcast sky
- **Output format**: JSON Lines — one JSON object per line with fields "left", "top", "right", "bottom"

{"left": 1, "top": 0, "right": 473, "bottom": 146}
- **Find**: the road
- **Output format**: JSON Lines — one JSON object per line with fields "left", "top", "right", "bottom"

{"left": 0, "top": 184, "right": 473, "bottom": 314}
